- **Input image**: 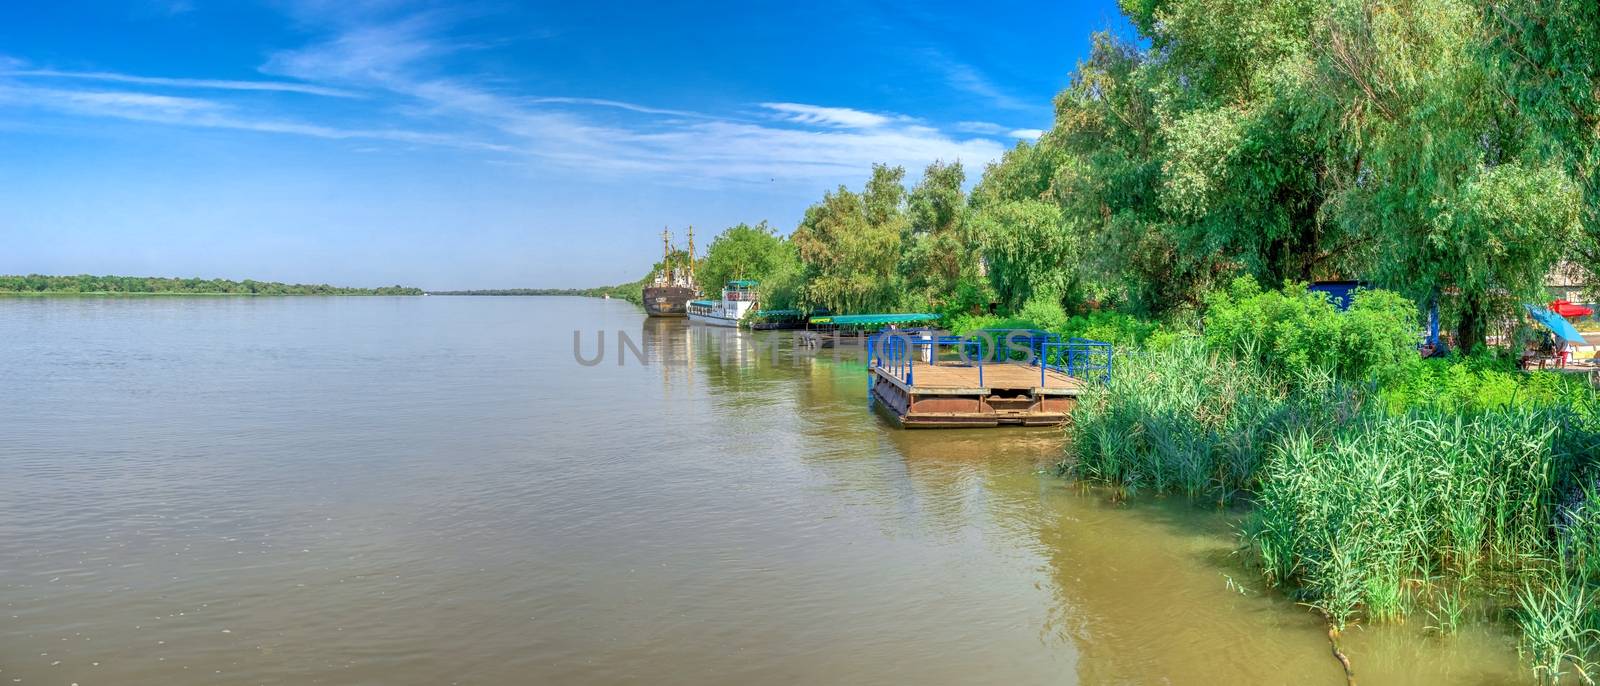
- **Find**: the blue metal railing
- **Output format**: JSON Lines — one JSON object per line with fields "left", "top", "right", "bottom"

{"left": 1038, "top": 338, "right": 1114, "bottom": 386}
{"left": 869, "top": 328, "right": 1112, "bottom": 388}
{"left": 869, "top": 331, "right": 988, "bottom": 386}
{"left": 868, "top": 332, "right": 914, "bottom": 384}
{"left": 978, "top": 328, "right": 1061, "bottom": 363}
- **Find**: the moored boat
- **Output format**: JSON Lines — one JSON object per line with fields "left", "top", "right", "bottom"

{"left": 749, "top": 308, "right": 808, "bottom": 330}
{"left": 687, "top": 280, "right": 758, "bottom": 327}
{"left": 644, "top": 284, "right": 695, "bottom": 317}
{"left": 643, "top": 227, "right": 699, "bottom": 317}
{"left": 803, "top": 312, "right": 941, "bottom": 346}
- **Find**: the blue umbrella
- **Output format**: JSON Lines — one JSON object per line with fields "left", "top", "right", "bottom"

{"left": 1526, "top": 305, "right": 1589, "bottom": 345}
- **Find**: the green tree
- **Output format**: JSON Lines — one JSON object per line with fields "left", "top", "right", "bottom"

{"left": 698, "top": 221, "right": 803, "bottom": 309}
{"left": 791, "top": 164, "right": 908, "bottom": 313}
{"left": 1312, "top": 0, "right": 1581, "bottom": 349}
{"left": 0, "top": 274, "right": 422, "bottom": 295}
{"left": 900, "top": 160, "right": 974, "bottom": 306}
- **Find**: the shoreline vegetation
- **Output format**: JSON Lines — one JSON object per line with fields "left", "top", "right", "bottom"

{"left": 1060, "top": 282, "right": 1600, "bottom": 677}
{"left": 0, "top": 274, "right": 423, "bottom": 296}
{"left": 577, "top": 0, "right": 1599, "bottom": 680}
{"left": 427, "top": 283, "right": 643, "bottom": 302}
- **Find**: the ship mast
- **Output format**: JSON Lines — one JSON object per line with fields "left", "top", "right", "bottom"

{"left": 660, "top": 226, "right": 673, "bottom": 284}
{"left": 686, "top": 225, "right": 696, "bottom": 285}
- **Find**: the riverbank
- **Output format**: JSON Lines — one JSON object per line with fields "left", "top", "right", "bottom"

{"left": 428, "top": 280, "right": 645, "bottom": 304}
{"left": 1061, "top": 340, "right": 1600, "bottom": 683}
{"left": 906, "top": 278, "right": 1600, "bottom": 681}
{"left": 0, "top": 291, "right": 424, "bottom": 297}
{"left": 0, "top": 274, "right": 424, "bottom": 296}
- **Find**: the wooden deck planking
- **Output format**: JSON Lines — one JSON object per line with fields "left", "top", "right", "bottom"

{"left": 892, "top": 361, "right": 1084, "bottom": 391}
{"left": 869, "top": 361, "right": 1087, "bottom": 428}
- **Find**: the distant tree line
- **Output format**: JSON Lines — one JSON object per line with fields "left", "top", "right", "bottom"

{"left": 0, "top": 274, "right": 423, "bottom": 296}
{"left": 430, "top": 281, "right": 645, "bottom": 304}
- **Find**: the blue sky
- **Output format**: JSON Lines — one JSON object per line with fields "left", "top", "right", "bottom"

{"left": 0, "top": 1, "right": 1129, "bottom": 289}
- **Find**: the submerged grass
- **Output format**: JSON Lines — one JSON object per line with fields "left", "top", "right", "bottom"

{"left": 1249, "top": 410, "right": 1595, "bottom": 628}
{"left": 1516, "top": 571, "right": 1598, "bottom": 684}
{"left": 1062, "top": 340, "right": 1600, "bottom": 680}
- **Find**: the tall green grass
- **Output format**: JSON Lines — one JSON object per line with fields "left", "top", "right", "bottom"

{"left": 1379, "top": 354, "right": 1597, "bottom": 418}
{"left": 1248, "top": 410, "right": 1596, "bottom": 628}
{"left": 1065, "top": 339, "right": 1354, "bottom": 502}
{"left": 1063, "top": 339, "right": 1600, "bottom": 680}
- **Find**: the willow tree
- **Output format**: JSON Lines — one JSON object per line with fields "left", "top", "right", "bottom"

{"left": 791, "top": 164, "right": 908, "bottom": 313}
{"left": 969, "top": 139, "right": 1079, "bottom": 312}
{"left": 899, "top": 160, "right": 976, "bottom": 308}
{"left": 1137, "top": 0, "right": 1376, "bottom": 292}
{"left": 1041, "top": 32, "right": 1175, "bottom": 313}
{"left": 995, "top": 12, "right": 1367, "bottom": 317}
{"left": 1313, "top": 0, "right": 1581, "bottom": 349}
{"left": 1489, "top": 0, "right": 1600, "bottom": 286}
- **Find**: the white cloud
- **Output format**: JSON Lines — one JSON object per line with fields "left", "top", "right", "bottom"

{"left": 619, "top": 120, "right": 1005, "bottom": 181}
{"left": 256, "top": 14, "right": 1010, "bottom": 182}
{"left": 261, "top": 17, "right": 444, "bottom": 84}
{"left": 11, "top": 84, "right": 206, "bottom": 119}
{"left": 1010, "top": 129, "right": 1044, "bottom": 139}
{"left": 7, "top": 9, "right": 1011, "bottom": 186}
{"left": 758, "top": 103, "right": 892, "bottom": 129}
{"left": 0, "top": 83, "right": 506, "bottom": 151}
{"left": 1, "top": 68, "right": 358, "bottom": 98}
{"left": 954, "top": 120, "right": 1008, "bottom": 135}
{"left": 924, "top": 49, "right": 1033, "bottom": 112}
{"left": 523, "top": 97, "right": 709, "bottom": 119}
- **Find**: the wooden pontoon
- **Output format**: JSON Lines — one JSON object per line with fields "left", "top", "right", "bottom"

{"left": 871, "top": 361, "right": 1087, "bottom": 428}
{"left": 867, "top": 331, "right": 1111, "bottom": 429}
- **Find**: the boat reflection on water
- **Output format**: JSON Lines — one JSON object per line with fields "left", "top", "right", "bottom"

{"left": 638, "top": 315, "right": 698, "bottom": 399}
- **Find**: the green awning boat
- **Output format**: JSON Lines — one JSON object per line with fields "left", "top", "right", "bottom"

{"left": 808, "top": 313, "right": 940, "bottom": 327}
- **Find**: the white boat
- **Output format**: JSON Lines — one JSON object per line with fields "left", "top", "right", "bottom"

{"left": 687, "top": 280, "right": 758, "bottom": 327}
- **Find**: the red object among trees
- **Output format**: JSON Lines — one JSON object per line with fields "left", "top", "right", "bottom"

{"left": 1550, "top": 300, "right": 1594, "bottom": 318}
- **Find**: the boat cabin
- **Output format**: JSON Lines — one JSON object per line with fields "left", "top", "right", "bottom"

{"left": 687, "top": 280, "right": 760, "bottom": 326}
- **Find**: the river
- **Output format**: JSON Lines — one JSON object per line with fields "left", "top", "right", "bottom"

{"left": 0, "top": 296, "right": 1529, "bottom": 684}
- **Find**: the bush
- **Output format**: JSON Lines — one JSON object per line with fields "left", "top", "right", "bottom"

{"left": 935, "top": 277, "right": 998, "bottom": 322}
{"left": 945, "top": 301, "right": 1173, "bottom": 349}
{"left": 1061, "top": 311, "right": 1168, "bottom": 348}
{"left": 1203, "top": 277, "right": 1420, "bottom": 387}
{"left": 1014, "top": 292, "right": 1069, "bottom": 332}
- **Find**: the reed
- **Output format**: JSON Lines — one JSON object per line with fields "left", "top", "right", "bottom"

{"left": 1515, "top": 571, "right": 1598, "bottom": 685}
{"left": 1063, "top": 339, "right": 1600, "bottom": 677}
{"left": 1249, "top": 410, "right": 1591, "bottom": 623}
{"left": 1064, "top": 338, "right": 1356, "bottom": 503}
{"left": 1424, "top": 582, "right": 1467, "bottom": 635}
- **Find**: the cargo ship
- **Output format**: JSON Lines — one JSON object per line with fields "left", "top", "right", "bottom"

{"left": 642, "top": 227, "right": 698, "bottom": 317}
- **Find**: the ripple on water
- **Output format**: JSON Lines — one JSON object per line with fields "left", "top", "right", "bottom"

{"left": 0, "top": 297, "right": 1531, "bottom": 685}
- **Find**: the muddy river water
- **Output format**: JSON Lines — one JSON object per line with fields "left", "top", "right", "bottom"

{"left": 0, "top": 296, "right": 1528, "bottom": 684}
